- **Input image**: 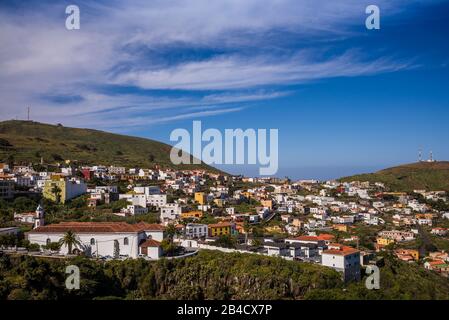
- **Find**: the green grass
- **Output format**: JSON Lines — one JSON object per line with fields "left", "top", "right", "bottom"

{"left": 339, "top": 161, "right": 449, "bottom": 192}
{"left": 0, "top": 120, "right": 223, "bottom": 173}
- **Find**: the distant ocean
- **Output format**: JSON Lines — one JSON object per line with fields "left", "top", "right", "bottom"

{"left": 215, "top": 164, "right": 387, "bottom": 181}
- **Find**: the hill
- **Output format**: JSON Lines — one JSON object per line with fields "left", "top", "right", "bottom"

{"left": 0, "top": 120, "right": 221, "bottom": 173}
{"left": 339, "top": 161, "right": 449, "bottom": 192}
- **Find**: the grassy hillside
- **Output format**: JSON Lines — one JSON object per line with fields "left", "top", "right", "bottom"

{"left": 339, "top": 161, "right": 449, "bottom": 192}
{"left": 0, "top": 120, "right": 221, "bottom": 172}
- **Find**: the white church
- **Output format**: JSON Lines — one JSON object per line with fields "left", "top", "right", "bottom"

{"left": 25, "top": 207, "right": 165, "bottom": 260}
{"left": 14, "top": 204, "right": 45, "bottom": 229}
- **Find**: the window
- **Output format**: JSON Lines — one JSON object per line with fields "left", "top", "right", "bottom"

{"left": 90, "top": 238, "right": 95, "bottom": 245}
{"left": 124, "top": 237, "right": 129, "bottom": 245}
{"left": 46, "top": 238, "right": 51, "bottom": 245}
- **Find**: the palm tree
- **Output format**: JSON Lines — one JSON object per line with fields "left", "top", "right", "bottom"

{"left": 165, "top": 224, "right": 180, "bottom": 243}
{"left": 59, "top": 230, "right": 81, "bottom": 255}
{"left": 51, "top": 185, "right": 62, "bottom": 203}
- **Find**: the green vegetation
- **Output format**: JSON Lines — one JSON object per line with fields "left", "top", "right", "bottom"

{"left": 214, "top": 235, "right": 237, "bottom": 248}
{"left": 1, "top": 250, "right": 448, "bottom": 300}
{"left": 0, "top": 120, "right": 222, "bottom": 172}
{"left": 58, "top": 231, "right": 82, "bottom": 254}
{"left": 339, "top": 161, "right": 449, "bottom": 192}
{"left": 0, "top": 250, "right": 343, "bottom": 300}
{"left": 306, "top": 253, "right": 449, "bottom": 300}
{"left": 0, "top": 195, "right": 160, "bottom": 229}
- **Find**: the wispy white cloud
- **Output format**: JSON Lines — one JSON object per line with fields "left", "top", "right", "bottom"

{"left": 113, "top": 51, "right": 411, "bottom": 90}
{"left": 0, "top": 0, "right": 426, "bottom": 130}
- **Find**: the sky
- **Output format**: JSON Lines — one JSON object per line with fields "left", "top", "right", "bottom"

{"left": 0, "top": 0, "right": 448, "bottom": 179}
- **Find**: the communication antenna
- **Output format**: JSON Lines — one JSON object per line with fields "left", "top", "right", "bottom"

{"left": 430, "top": 151, "right": 434, "bottom": 162}
{"left": 418, "top": 149, "right": 422, "bottom": 162}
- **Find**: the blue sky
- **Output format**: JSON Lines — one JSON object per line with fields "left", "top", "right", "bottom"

{"left": 0, "top": 0, "right": 448, "bottom": 179}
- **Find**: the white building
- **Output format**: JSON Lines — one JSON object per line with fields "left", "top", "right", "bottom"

{"left": 120, "top": 205, "right": 148, "bottom": 216}
{"left": 26, "top": 222, "right": 165, "bottom": 259}
{"left": 185, "top": 223, "right": 208, "bottom": 239}
{"left": 160, "top": 204, "right": 182, "bottom": 221}
{"left": 14, "top": 205, "right": 44, "bottom": 229}
{"left": 109, "top": 166, "right": 126, "bottom": 175}
{"left": 132, "top": 194, "right": 147, "bottom": 207}
{"left": 147, "top": 194, "right": 167, "bottom": 207}
{"left": 321, "top": 244, "right": 361, "bottom": 282}
{"left": 134, "top": 186, "right": 161, "bottom": 195}
{"left": 264, "top": 242, "right": 289, "bottom": 257}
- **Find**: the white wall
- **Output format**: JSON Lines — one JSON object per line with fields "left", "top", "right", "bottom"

{"left": 27, "top": 232, "right": 147, "bottom": 258}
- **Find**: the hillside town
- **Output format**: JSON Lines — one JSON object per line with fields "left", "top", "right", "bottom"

{"left": 1, "top": 161, "right": 449, "bottom": 283}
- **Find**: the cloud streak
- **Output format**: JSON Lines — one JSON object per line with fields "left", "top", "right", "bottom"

{"left": 0, "top": 0, "right": 425, "bottom": 130}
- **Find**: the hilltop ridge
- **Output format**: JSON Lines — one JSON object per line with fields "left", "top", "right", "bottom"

{"left": 0, "top": 120, "right": 221, "bottom": 173}
{"left": 339, "top": 161, "right": 449, "bottom": 191}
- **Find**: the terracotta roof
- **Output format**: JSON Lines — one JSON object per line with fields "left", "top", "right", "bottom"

{"left": 208, "top": 222, "right": 232, "bottom": 228}
{"left": 317, "top": 234, "right": 335, "bottom": 241}
{"left": 29, "top": 221, "right": 165, "bottom": 234}
{"left": 328, "top": 243, "right": 343, "bottom": 247}
{"left": 294, "top": 236, "right": 319, "bottom": 242}
{"left": 323, "top": 244, "right": 359, "bottom": 256}
{"left": 134, "top": 221, "right": 165, "bottom": 231}
{"left": 140, "top": 239, "right": 161, "bottom": 247}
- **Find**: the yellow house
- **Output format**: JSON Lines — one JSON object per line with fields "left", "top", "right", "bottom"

{"left": 208, "top": 222, "right": 235, "bottom": 237}
{"left": 333, "top": 224, "right": 348, "bottom": 232}
{"left": 292, "top": 218, "right": 302, "bottom": 228}
{"left": 43, "top": 175, "right": 86, "bottom": 204}
{"left": 395, "top": 249, "right": 419, "bottom": 261}
{"left": 181, "top": 211, "right": 203, "bottom": 219}
{"left": 376, "top": 237, "right": 395, "bottom": 246}
{"left": 213, "top": 198, "right": 225, "bottom": 207}
{"left": 242, "top": 191, "right": 252, "bottom": 199}
{"left": 264, "top": 225, "right": 283, "bottom": 233}
{"left": 194, "top": 192, "right": 206, "bottom": 205}
{"left": 43, "top": 176, "right": 67, "bottom": 203}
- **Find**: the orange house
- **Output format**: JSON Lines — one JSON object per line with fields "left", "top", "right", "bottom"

{"left": 181, "top": 211, "right": 203, "bottom": 219}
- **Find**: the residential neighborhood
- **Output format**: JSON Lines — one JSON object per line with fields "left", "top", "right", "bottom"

{"left": 2, "top": 160, "right": 449, "bottom": 284}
